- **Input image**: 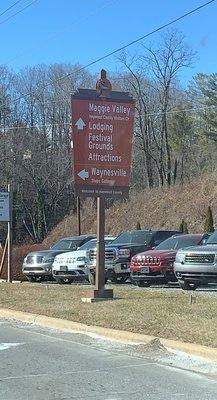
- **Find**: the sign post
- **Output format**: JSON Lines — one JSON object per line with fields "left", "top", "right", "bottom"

{"left": 95, "top": 197, "right": 106, "bottom": 294}
{"left": 76, "top": 197, "right": 81, "bottom": 236}
{"left": 0, "top": 188, "right": 12, "bottom": 282}
{"left": 71, "top": 70, "right": 135, "bottom": 300}
{"left": 7, "top": 185, "right": 12, "bottom": 283}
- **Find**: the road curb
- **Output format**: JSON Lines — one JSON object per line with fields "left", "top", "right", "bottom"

{"left": 1, "top": 307, "right": 217, "bottom": 363}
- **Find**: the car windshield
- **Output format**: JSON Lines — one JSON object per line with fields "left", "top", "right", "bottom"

{"left": 156, "top": 236, "right": 201, "bottom": 251}
{"left": 79, "top": 240, "right": 97, "bottom": 251}
{"left": 110, "top": 231, "right": 152, "bottom": 245}
{"left": 79, "top": 238, "right": 115, "bottom": 250}
{"left": 51, "top": 239, "right": 83, "bottom": 251}
{"left": 206, "top": 230, "right": 217, "bottom": 244}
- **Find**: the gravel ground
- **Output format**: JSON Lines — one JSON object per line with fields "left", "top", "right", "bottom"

{"left": 116, "top": 282, "right": 217, "bottom": 297}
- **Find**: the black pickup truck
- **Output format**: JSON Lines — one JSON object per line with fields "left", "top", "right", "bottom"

{"left": 86, "top": 229, "right": 180, "bottom": 284}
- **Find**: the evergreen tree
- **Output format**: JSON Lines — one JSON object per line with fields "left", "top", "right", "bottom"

{"left": 204, "top": 206, "right": 214, "bottom": 232}
{"left": 136, "top": 221, "right": 141, "bottom": 230}
{"left": 179, "top": 219, "right": 188, "bottom": 233}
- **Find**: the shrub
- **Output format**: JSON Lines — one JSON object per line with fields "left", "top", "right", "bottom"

{"left": 0, "top": 243, "right": 47, "bottom": 281}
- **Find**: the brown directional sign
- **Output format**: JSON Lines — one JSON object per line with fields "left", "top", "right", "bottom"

{"left": 71, "top": 89, "right": 135, "bottom": 198}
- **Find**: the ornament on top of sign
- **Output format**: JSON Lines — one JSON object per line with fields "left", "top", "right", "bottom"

{"left": 96, "top": 69, "right": 112, "bottom": 99}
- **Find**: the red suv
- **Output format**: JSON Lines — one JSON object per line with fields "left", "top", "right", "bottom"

{"left": 130, "top": 234, "right": 208, "bottom": 287}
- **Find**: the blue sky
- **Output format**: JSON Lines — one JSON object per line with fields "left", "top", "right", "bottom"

{"left": 0, "top": 0, "right": 216, "bottom": 86}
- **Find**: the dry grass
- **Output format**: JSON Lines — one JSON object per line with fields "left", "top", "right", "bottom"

{"left": 0, "top": 282, "right": 217, "bottom": 348}
{"left": 43, "top": 172, "right": 217, "bottom": 247}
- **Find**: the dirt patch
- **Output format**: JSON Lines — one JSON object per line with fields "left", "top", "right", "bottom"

{"left": 135, "top": 338, "right": 168, "bottom": 354}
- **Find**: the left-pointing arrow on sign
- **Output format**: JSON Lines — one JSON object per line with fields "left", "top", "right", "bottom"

{"left": 75, "top": 118, "right": 86, "bottom": 130}
{"left": 77, "top": 169, "right": 89, "bottom": 180}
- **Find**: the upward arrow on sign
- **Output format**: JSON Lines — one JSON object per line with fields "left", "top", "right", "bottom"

{"left": 75, "top": 118, "right": 86, "bottom": 130}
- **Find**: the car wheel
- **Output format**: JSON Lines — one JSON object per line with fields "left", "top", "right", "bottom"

{"left": 26, "top": 276, "right": 45, "bottom": 283}
{"left": 55, "top": 277, "right": 70, "bottom": 284}
{"left": 131, "top": 279, "right": 139, "bottom": 286}
{"left": 179, "top": 280, "right": 198, "bottom": 291}
{"left": 110, "top": 276, "right": 127, "bottom": 284}
{"left": 88, "top": 273, "right": 95, "bottom": 285}
{"left": 26, "top": 276, "right": 37, "bottom": 283}
{"left": 36, "top": 276, "right": 46, "bottom": 283}
{"left": 88, "top": 274, "right": 107, "bottom": 285}
{"left": 165, "top": 273, "right": 177, "bottom": 283}
{"left": 138, "top": 281, "right": 151, "bottom": 288}
{"left": 132, "top": 280, "right": 151, "bottom": 287}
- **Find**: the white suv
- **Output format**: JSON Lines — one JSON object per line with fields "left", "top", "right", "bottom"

{"left": 52, "top": 236, "right": 115, "bottom": 284}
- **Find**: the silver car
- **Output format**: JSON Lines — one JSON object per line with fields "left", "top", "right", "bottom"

{"left": 174, "top": 231, "right": 217, "bottom": 290}
{"left": 22, "top": 235, "right": 95, "bottom": 282}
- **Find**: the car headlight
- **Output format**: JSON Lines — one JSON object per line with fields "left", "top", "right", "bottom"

{"left": 175, "top": 252, "right": 185, "bottom": 263}
{"left": 43, "top": 258, "right": 54, "bottom": 263}
{"left": 118, "top": 249, "right": 131, "bottom": 258}
{"left": 77, "top": 257, "right": 86, "bottom": 262}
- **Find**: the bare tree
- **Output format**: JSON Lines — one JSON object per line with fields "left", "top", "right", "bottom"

{"left": 142, "top": 29, "right": 195, "bottom": 186}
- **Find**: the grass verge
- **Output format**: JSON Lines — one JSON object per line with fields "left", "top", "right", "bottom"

{"left": 0, "top": 283, "right": 216, "bottom": 348}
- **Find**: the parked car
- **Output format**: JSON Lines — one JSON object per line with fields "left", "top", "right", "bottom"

{"left": 52, "top": 236, "right": 116, "bottom": 284}
{"left": 87, "top": 229, "right": 180, "bottom": 284}
{"left": 174, "top": 230, "right": 217, "bottom": 290}
{"left": 130, "top": 233, "right": 208, "bottom": 287}
{"left": 22, "top": 235, "right": 95, "bottom": 282}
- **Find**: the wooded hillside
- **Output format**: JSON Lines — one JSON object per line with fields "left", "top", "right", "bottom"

{"left": 43, "top": 173, "right": 217, "bottom": 247}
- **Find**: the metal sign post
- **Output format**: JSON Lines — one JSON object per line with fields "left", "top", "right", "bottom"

{"left": 0, "top": 187, "right": 11, "bottom": 282}
{"left": 93, "top": 197, "right": 113, "bottom": 298}
{"left": 77, "top": 197, "right": 81, "bottom": 236}
{"left": 71, "top": 70, "right": 135, "bottom": 300}
{"left": 7, "top": 184, "right": 12, "bottom": 282}
{"left": 96, "top": 197, "right": 105, "bottom": 292}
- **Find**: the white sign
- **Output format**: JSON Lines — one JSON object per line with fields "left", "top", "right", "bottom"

{"left": 0, "top": 192, "right": 10, "bottom": 221}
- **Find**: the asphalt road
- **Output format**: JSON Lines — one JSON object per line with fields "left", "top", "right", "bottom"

{"left": 0, "top": 320, "right": 217, "bottom": 400}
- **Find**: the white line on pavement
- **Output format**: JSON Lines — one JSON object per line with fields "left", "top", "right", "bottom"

{"left": 0, "top": 361, "right": 156, "bottom": 381}
{"left": 0, "top": 343, "right": 24, "bottom": 351}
